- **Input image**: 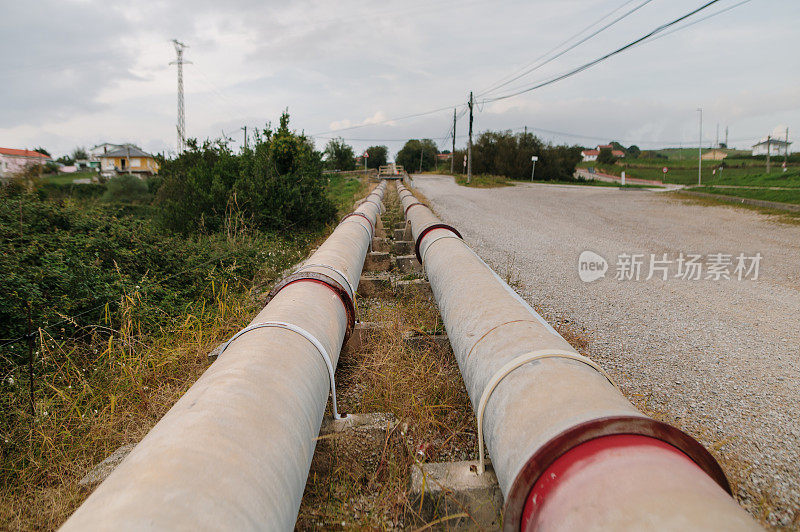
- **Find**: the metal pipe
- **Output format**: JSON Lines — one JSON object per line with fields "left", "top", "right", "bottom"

{"left": 397, "top": 182, "right": 757, "bottom": 531}
{"left": 61, "top": 181, "right": 387, "bottom": 531}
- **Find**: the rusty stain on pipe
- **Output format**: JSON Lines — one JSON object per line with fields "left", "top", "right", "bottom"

{"left": 397, "top": 181, "right": 757, "bottom": 531}
{"left": 61, "top": 180, "right": 387, "bottom": 531}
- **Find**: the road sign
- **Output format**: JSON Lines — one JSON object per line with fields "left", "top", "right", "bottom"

{"left": 531, "top": 155, "right": 539, "bottom": 161}
{"left": 363, "top": 152, "right": 369, "bottom": 158}
{"left": 662, "top": 167, "right": 668, "bottom": 173}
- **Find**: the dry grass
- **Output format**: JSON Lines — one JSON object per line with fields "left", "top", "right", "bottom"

{"left": 296, "top": 185, "right": 478, "bottom": 530}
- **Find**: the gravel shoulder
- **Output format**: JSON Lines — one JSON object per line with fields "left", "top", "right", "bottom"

{"left": 411, "top": 174, "right": 800, "bottom": 529}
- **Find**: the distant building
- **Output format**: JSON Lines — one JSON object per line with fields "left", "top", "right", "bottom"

{"left": 0, "top": 147, "right": 52, "bottom": 180}
{"left": 581, "top": 149, "right": 599, "bottom": 162}
{"left": 752, "top": 138, "right": 792, "bottom": 156}
{"left": 701, "top": 149, "right": 728, "bottom": 161}
{"left": 99, "top": 145, "right": 159, "bottom": 178}
{"left": 582, "top": 144, "right": 625, "bottom": 162}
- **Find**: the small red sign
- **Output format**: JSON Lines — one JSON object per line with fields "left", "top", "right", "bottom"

{"left": 662, "top": 167, "right": 668, "bottom": 173}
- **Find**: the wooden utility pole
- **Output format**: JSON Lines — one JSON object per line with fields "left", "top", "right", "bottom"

{"left": 451, "top": 108, "right": 456, "bottom": 174}
{"left": 766, "top": 135, "right": 771, "bottom": 173}
{"left": 467, "top": 92, "right": 474, "bottom": 184}
{"left": 241, "top": 126, "right": 248, "bottom": 150}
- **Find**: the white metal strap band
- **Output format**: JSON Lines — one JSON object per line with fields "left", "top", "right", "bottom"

{"left": 218, "top": 321, "right": 344, "bottom": 419}
{"left": 420, "top": 234, "right": 462, "bottom": 268}
{"left": 475, "top": 349, "right": 618, "bottom": 474}
{"left": 295, "top": 263, "right": 355, "bottom": 302}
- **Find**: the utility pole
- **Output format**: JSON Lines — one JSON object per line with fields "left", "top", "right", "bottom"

{"left": 716, "top": 123, "right": 719, "bottom": 149}
{"left": 467, "top": 92, "right": 474, "bottom": 184}
{"left": 766, "top": 135, "right": 771, "bottom": 173}
{"left": 697, "top": 108, "right": 702, "bottom": 185}
{"left": 419, "top": 147, "right": 423, "bottom": 173}
{"left": 451, "top": 108, "right": 456, "bottom": 174}
{"left": 785, "top": 127, "right": 790, "bottom": 172}
{"left": 170, "top": 40, "right": 190, "bottom": 154}
{"left": 725, "top": 126, "right": 729, "bottom": 148}
{"left": 241, "top": 126, "right": 247, "bottom": 150}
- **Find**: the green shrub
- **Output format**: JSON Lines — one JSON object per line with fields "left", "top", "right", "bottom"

{"left": 156, "top": 111, "right": 335, "bottom": 234}
{"left": 102, "top": 174, "right": 151, "bottom": 204}
{"left": 470, "top": 130, "right": 583, "bottom": 181}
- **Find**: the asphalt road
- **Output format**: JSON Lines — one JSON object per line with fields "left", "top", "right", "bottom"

{"left": 411, "top": 174, "right": 800, "bottom": 527}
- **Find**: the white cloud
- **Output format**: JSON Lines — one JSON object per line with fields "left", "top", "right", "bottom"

{"left": 1, "top": 0, "right": 799, "bottom": 157}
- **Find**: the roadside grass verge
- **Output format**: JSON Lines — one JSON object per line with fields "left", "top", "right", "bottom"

{"left": 690, "top": 186, "right": 800, "bottom": 205}
{"left": 326, "top": 173, "right": 368, "bottom": 216}
{"left": 668, "top": 192, "right": 800, "bottom": 225}
{"left": 445, "top": 171, "right": 656, "bottom": 189}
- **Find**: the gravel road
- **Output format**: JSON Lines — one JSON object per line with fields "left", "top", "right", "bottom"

{"left": 411, "top": 174, "right": 800, "bottom": 528}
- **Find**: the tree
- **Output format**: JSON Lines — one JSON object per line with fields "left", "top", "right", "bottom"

{"left": 597, "top": 147, "right": 617, "bottom": 165}
{"left": 72, "top": 147, "right": 88, "bottom": 160}
{"left": 323, "top": 137, "right": 356, "bottom": 171}
{"left": 626, "top": 145, "right": 641, "bottom": 159}
{"left": 470, "top": 130, "right": 582, "bottom": 181}
{"left": 396, "top": 139, "right": 438, "bottom": 172}
{"left": 365, "top": 145, "right": 388, "bottom": 169}
{"left": 33, "top": 146, "right": 50, "bottom": 157}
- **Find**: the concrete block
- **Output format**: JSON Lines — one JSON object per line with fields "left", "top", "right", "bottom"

{"left": 403, "top": 222, "right": 413, "bottom": 241}
{"left": 394, "top": 222, "right": 406, "bottom": 230}
{"left": 410, "top": 461, "right": 502, "bottom": 530}
{"left": 395, "top": 254, "right": 421, "bottom": 273}
{"left": 393, "top": 228, "right": 406, "bottom": 241}
{"left": 395, "top": 278, "right": 432, "bottom": 298}
{"left": 358, "top": 275, "right": 392, "bottom": 297}
{"left": 364, "top": 251, "right": 391, "bottom": 272}
{"left": 404, "top": 332, "right": 451, "bottom": 353}
{"left": 391, "top": 240, "right": 413, "bottom": 256}
{"left": 79, "top": 444, "right": 136, "bottom": 486}
{"left": 346, "top": 321, "right": 390, "bottom": 352}
{"left": 208, "top": 342, "right": 225, "bottom": 361}
{"left": 372, "top": 237, "right": 390, "bottom": 253}
{"left": 311, "top": 413, "right": 399, "bottom": 480}
{"left": 375, "top": 216, "right": 385, "bottom": 238}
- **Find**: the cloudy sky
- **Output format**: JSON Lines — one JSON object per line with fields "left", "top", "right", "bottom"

{"left": 1, "top": 0, "right": 798, "bottom": 159}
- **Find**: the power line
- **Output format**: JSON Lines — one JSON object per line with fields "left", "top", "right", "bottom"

{"left": 477, "top": 0, "right": 654, "bottom": 98}
{"left": 310, "top": 104, "right": 465, "bottom": 136}
{"left": 480, "top": 0, "right": 728, "bottom": 104}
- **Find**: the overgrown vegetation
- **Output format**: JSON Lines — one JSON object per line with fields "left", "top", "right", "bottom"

{"left": 448, "top": 131, "right": 583, "bottom": 182}
{"left": 323, "top": 137, "right": 357, "bottom": 171}
{"left": 0, "top": 115, "right": 367, "bottom": 529}
{"left": 156, "top": 112, "right": 335, "bottom": 234}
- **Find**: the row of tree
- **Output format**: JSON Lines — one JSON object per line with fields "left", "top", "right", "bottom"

{"left": 328, "top": 132, "right": 583, "bottom": 181}
{"left": 322, "top": 138, "right": 388, "bottom": 171}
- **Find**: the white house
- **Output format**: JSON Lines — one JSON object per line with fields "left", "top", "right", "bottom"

{"left": 0, "top": 147, "right": 52, "bottom": 180}
{"left": 752, "top": 138, "right": 792, "bottom": 156}
{"left": 581, "top": 149, "right": 599, "bottom": 162}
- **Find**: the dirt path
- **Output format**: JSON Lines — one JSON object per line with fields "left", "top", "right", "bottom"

{"left": 411, "top": 173, "right": 800, "bottom": 528}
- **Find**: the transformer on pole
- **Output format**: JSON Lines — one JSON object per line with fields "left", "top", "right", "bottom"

{"left": 170, "top": 40, "right": 190, "bottom": 154}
